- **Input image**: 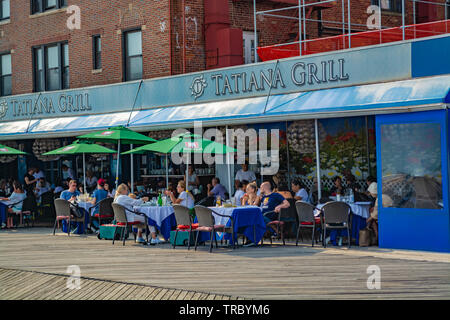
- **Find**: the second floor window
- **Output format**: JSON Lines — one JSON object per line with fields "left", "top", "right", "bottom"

{"left": 31, "top": 0, "right": 67, "bottom": 15}
{"left": 93, "top": 35, "right": 101, "bottom": 70}
{"left": 33, "top": 42, "right": 69, "bottom": 92}
{"left": 0, "top": 53, "right": 11, "bottom": 96}
{"left": 371, "top": 0, "right": 403, "bottom": 13}
{"left": 1, "top": 0, "right": 10, "bottom": 20}
{"left": 124, "top": 30, "right": 142, "bottom": 81}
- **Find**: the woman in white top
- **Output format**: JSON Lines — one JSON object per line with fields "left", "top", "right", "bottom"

{"left": 184, "top": 166, "right": 200, "bottom": 192}
{"left": 114, "top": 184, "right": 161, "bottom": 244}
{"left": 0, "top": 182, "right": 27, "bottom": 228}
{"left": 291, "top": 179, "right": 309, "bottom": 203}
{"left": 166, "top": 180, "right": 195, "bottom": 209}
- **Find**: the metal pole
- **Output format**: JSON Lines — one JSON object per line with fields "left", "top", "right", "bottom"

{"left": 302, "top": 0, "right": 306, "bottom": 52}
{"left": 413, "top": 0, "right": 416, "bottom": 25}
{"left": 365, "top": 116, "right": 371, "bottom": 178}
{"left": 286, "top": 121, "right": 291, "bottom": 188}
{"left": 347, "top": 0, "right": 351, "bottom": 48}
{"left": 226, "top": 125, "right": 232, "bottom": 198}
{"left": 130, "top": 144, "right": 134, "bottom": 193}
{"left": 115, "top": 140, "right": 120, "bottom": 188}
{"left": 342, "top": 0, "right": 345, "bottom": 48}
{"left": 298, "top": 0, "right": 302, "bottom": 55}
{"left": 165, "top": 154, "right": 169, "bottom": 189}
{"left": 83, "top": 153, "right": 86, "bottom": 195}
{"left": 253, "top": 0, "right": 259, "bottom": 63}
{"left": 185, "top": 153, "right": 189, "bottom": 193}
{"left": 379, "top": 0, "right": 382, "bottom": 44}
{"left": 314, "top": 119, "right": 322, "bottom": 201}
{"left": 402, "top": 0, "right": 405, "bottom": 40}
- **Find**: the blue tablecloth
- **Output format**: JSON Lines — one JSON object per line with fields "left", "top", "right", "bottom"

{"left": 61, "top": 206, "right": 89, "bottom": 234}
{"left": 146, "top": 213, "right": 177, "bottom": 241}
{"left": 326, "top": 213, "right": 366, "bottom": 246}
{"left": 0, "top": 202, "right": 7, "bottom": 224}
{"left": 197, "top": 207, "right": 266, "bottom": 245}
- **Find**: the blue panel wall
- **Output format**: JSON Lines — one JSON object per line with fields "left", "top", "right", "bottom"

{"left": 376, "top": 110, "right": 450, "bottom": 252}
{"left": 412, "top": 36, "right": 450, "bottom": 78}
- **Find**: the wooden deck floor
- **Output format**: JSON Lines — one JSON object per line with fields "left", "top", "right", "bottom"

{"left": 0, "top": 228, "right": 449, "bottom": 300}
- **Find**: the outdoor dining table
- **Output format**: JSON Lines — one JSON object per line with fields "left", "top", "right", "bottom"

{"left": 197, "top": 206, "right": 266, "bottom": 246}
{"left": 134, "top": 205, "right": 177, "bottom": 241}
{"left": 0, "top": 200, "right": 9, "bottom": 226}
{"left": 315, "top": 202, "right": 372, "bottom": 246}
{"left": 60, "top": 201, "right": 93, "bottom": 234}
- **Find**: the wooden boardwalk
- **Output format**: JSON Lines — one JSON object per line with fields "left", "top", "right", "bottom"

{"left": 0, "top": 228, "right": 449, "bottom": 299}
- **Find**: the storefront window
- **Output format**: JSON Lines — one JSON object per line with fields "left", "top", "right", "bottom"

{"left": 380, "top": 123, "right": 443, "bottom": 209}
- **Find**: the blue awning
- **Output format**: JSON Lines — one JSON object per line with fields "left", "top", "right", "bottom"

{"left": 1, "top": 74, "right": 449, "bottom": 139}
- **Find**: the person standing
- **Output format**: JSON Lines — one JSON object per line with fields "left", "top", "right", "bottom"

{"left": 33, "top": 167, "right": 45, "bottom": 180}
{"left": 24, "top": 168, "right": 37, "bottom": 197}
{"left": 62, "top": 164, "right": 75, "bottom": 180}
{"left": 234, "top": 163, "right": 256, "bottom": 190}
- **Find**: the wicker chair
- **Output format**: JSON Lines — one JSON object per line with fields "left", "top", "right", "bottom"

{"left": 53, "top": 199, "right": 85, "bottom": 236}
{"left": 172, "top": 204, "right": 198, "bottom": 250}
{"left": 111, "top": 203, "right": 148, "bottom": 246}
{"left": 319, "top": 201, "right": 352, "bottom": 248}
{"left": 295, "top": 201, "right": 321, "bottom": 247}
{"left": 193, "top": 205, "right": 235, "bottom": 253}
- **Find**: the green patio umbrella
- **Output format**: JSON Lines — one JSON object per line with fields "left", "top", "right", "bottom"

{"left": 77, "top": 126, "right": 157, "bottom": 190}
{"left": 123, "top": 133, "right": 236, "bottom": 193}
{"left": 42, "top": 140, "right": 117, "bottom": 194}
{"left": 0, "top": 144, "right": 28, "bottom": 155}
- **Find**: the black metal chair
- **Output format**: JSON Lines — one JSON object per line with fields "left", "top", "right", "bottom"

{"left": 111, "top": 203, "right": 148, "bottom": 246}
{"left": 172, "top": 204, "right": 198, "bottom": 250}
{"left": 89, "top": 197, "right": 114, "bottom": 228}
{"left": 193, "top": 205, "right": 235, "bottom": 253}
{"left": 295, "top": 201, "right": 321, "bottom": 247}
{"left": 38, "top": 191, "right": 55, "bottom": 219}
{"left": 320, "top": 201, "right": 352, "bottom": 248}
{"left": 21, "top": 196, "right": 38, "bottom": 227}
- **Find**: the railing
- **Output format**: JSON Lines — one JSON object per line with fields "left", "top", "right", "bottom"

{"left": 257, "top": 19, "right": 450, "bottom": 61}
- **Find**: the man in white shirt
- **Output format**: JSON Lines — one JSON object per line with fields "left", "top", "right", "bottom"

{"left": 33, "top": 168, "right": 45, "bottom": 180}
{"left": 235, "top": 163, "right": 256, "bottom": 190}
{"left": 62, "top": 165, "right": 75, "bottom": 180}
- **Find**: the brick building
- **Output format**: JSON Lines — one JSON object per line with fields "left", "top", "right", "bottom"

{"left": 0, "top": 0, "right": 447, "bottom": 96}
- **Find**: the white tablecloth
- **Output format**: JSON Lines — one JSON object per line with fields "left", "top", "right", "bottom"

{"left": 135, "top": 205, "right": 174, "bottom": 227}
{"left": 315, "top": 202, "right": 371, "bottom": 219}
{"left": 78, "top": 201, "right": 94, "bottom": 215}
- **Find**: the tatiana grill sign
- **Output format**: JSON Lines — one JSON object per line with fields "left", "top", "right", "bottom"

{"left": 199, "top": 58, "right": 349, "bottom": 98}
{"left": 10, "top": 93, "right": 92, "bottom": 118}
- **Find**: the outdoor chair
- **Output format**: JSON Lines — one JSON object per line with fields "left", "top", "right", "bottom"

{"left": 295, "top": 201, "right": 321, "bottom": 247}
{"left": 260, "top": 200, "right": 296, "bottom": 246}
{"left": 6, "top": 199, "right": 25, "bottom": 227}
{"left": 53, "top": 199, "right": 85, "bottom": 236}
{"left": 111, "top": 203, "right": 148, "bottom": 246}
{"left": 193, "top": 205, "right": 235, "bottom": 253}
{"left": 319, "top": 201, "right": 352, "bottom": 248}
{"left": 38, "top": 191, "right": 55, "bottom": 219}
{"left": 21, "top": 196, "right": 38, "bottom": 227}
{"left": 89, "top": 197, "right": 114, "bottom": 228}
{"left": 172, "top": 204, "right": 198, "bottom": 250}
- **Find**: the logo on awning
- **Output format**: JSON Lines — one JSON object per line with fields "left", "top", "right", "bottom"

{"left": 184, "top": 141, "right": 199, "bottom": 149}
{"left": 62, "top": 146, "right": 76, "bottom": 152}
{"left": 99, "top": 131, "right": 114, "bottom": 136}
{"left": 0, "top": 147, "right": 9, "bottom": 152}
{"left": 190, "top": 75, "right": 207, "bottom": 100}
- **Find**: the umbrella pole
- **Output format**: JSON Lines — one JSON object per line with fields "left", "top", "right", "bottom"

{"left": 116, "top": 140, "right": 121, "bottom": 189}
{"left": 226, "top": 125, "right": 232, "bottom": 199}
{"left": 186, "top": 153, "right": 189, "bottom": 193}
{"left": 166, "top": 154, "right": 169, "bottom": 189}
{"left": 83, "top": 153, "right": 87, "bottom": 195}
{"left": 131, "top": 144, "right": 134, "bottom": 194}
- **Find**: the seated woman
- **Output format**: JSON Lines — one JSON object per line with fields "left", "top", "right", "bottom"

{"left": 165, "top": 180, "right": 195, "bottom": 210}
{"left": 0, "top": 182, "right": 27, "bottom": 228}
{"left": 114, "top": 183, "right": 162, "bottom": 245}
{"left": 233, "top": 181, "right": 247, "bottom": 206}
{"left": 104, "top": 182, "right": 114, "bottom": 198}
{"left": 291, "top": 179, "right": 309, "bottom": 202}
{"left": 330, "top": 176, "right": 347, "bottom": 196}
{"left": 241, "top": 183, "right": 261, "bottom": 206}
{"left": 184, "top": 166, "right": 200, "bottom": 192}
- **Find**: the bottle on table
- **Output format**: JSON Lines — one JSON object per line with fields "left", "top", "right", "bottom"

{"left": 157, "top": 193, "right": 163, "bottom": 206}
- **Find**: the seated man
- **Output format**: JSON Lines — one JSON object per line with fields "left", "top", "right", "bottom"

{"left": 259, "top": 181, "right": 290, "bottom": 225}
{"left": 207, "top": 177, "right": 228, "bottom": 200}
{"left": 60, "top": 180, "right": 84, "bottom": 233}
